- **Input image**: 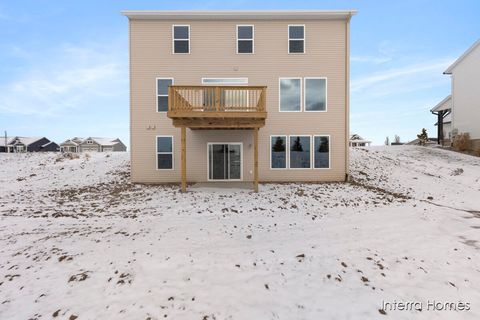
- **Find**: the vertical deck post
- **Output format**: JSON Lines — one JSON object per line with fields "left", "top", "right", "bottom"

{"left": 181, "top": 126, "right": 187, "bottom": 192}
{"left": 253, "top": 128, "right": 259, "bottom": 192}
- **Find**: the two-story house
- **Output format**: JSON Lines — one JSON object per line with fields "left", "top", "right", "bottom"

{"left": 123, "top": 10, "right": 356, "bottom": 191}
{"left": 433, "top": 39, "right": 480, "bottom": 148}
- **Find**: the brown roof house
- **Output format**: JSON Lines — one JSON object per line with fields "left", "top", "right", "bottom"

{"left": 123, "top": 9, "right": 356, "bottom": 191}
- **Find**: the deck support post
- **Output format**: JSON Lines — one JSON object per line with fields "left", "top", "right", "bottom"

{"left": 181, "top": 126, "right": 187, "bottom": 192}
{"left": 253, "top": 128, "right": 259, "bottom": 192}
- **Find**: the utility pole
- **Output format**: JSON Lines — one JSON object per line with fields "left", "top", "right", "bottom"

{"left": 4, "top": 131, "right": 7, "bottom": 153}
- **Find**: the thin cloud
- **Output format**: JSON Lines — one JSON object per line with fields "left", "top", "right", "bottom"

{"left": 0, "top": 41, "right": 128, "bottom": 117}
{"left": 351, "top": 58, "right": 453, "bottom": 93}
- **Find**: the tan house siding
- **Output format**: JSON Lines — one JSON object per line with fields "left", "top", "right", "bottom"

{"left": 128, "top": 16, "right": 351, "bottom": 183}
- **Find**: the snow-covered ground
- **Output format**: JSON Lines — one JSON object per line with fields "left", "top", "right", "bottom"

{"left": 0, "top": 146, "right": 479, "bottom": 320}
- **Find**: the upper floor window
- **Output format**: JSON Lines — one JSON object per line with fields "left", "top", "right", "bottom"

{"left": 157, "top": 78, "right": 173, "bottom": 112}
{"left": 304, "top": 78, "right": 327, "bottom": 112}
{"left": 237, "top": 25, "right": 254, "bottom": 54}
{"left": 86, "top": 140, "right": 93, "bottom": 144}
{"left": 288, "top": 25, "right": 305, "bottom": 53}
{"left": 173, "top": 25, "right": 189, "bottom": 54}
{"left": 279, "top": 78, "right": 301, "bottom": 112}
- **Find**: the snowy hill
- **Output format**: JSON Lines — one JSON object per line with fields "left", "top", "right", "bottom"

{"left": 0, "top": 146, "right": 479, "bottom": 319}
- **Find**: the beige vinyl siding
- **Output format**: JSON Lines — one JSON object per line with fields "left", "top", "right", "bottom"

{"left": 129, "top": 18, "right": 348, "bottom": 183}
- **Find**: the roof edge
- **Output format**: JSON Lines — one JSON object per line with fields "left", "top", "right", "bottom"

{"left": 430, "top": 95, "right": 452, "bottom": 112}
{"left": 121, "top": 10, "right": 357, "bottom": 20}
{"left": 444, "top": 39, "right": 480, "bottom": 74}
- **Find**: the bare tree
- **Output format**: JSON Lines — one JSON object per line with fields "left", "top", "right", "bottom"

{"left": 394, "top": 135, "right": 401, "bottom": 144}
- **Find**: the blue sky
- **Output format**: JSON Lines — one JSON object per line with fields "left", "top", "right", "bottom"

{"left": 0, "top": 0, "right": 479, "bottom": 146}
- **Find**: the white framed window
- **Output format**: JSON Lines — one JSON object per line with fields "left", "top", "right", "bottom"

{"left": 288, "top": 25, "right": 305, "bottom": 54}
{"left": 156, "top": 78, "right": 173, "bottom": 112}
{"left": 237, "top": 25, "right": 254, "bottom": 54}
{"left": 172, "top": 25, "right": 190, "bottom": 54}
{"left": 86, "top": 140, "right": 93, "bottom": 144}
{"left": 313, "top": 135, "right": 330, "bottom": 169}
{"left": 270, "top": 135, "right": 287, "bottom": 169}
{"left": 289, "top": 135, "right": 311, "bottom": 169}
{"left": 156, "top": 136, "right": 174, "bottom": 170}
{"left": 279, "top": 78, "right": 302, "bottom": 112}
{"left": 304, "top": 77, "right": 327, "bottom": 112}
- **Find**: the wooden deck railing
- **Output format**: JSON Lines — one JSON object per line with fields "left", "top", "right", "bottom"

{"left": 168, "top": 85, "right": 267, "bottom": 113}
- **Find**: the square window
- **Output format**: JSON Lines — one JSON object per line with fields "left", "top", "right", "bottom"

{"left": 238, "top": 26, "right": 253, "bottom": 38}
{"left": 238, "top": 40, "right": 253, "bottom": 53}
{"left": 174, "top": 40, "right": 189, "bottom": 54}
{"left": 289, "top": 26, "right": 304, "bottom": 39}
{"left": 157, "top": 154, "right": 173, "bottom": 169}
{"left": 289, "top": 40, "right": 304, "bottom": 53}
{"left": 173, "top": 26, "right": 189, "bottom": 39}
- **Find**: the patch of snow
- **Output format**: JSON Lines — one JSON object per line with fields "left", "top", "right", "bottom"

{"left": 0, "top": 146, "right": 479, "bottom": 319}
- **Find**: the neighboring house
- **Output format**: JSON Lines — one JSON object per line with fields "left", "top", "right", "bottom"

{"left": 0, "top": 136, "right": 59, "bottom": 152}
{"left": 349, "top": 134, "right": 371, "bottom": 147}
{"left": 67, "top": 137, "right": 127, "bottom": 152}
{"left": 442, "top": 39, "right": 480, "bottom": 149}
{"left": 123, "top": 9, "right": 356, "bottom": 192}
{"left": 430, "top": 95, "right": 452, "bottom": 145}
{"left": 59, "top": 137, "right": 84, "bottom": 153}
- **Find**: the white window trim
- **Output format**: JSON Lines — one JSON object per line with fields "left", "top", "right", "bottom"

{"left": 313, "top": 135, "right": 331, "bottom": 170}
{"left": 156, "top": 135, "right": 174, "bottom": 170}
{"left": 288, "top": 24, "right": 305, "bottom": 54}
{"left": 172, "top": 25, "right": 190, "bottom": 54}
{"left": 304, "top": 77, "right": 328, "bottom": 112}
{"left": 206, "top": 142, "right": 243, "bottom": 181}
{"left": 279, "top": 77, "right": 302, "bottom": 112}
{"left": 156, "top": 77, "right": 174, "bottom": 113}
{"left": 201, "top": 78, "right": 248, "bottom": 85}
{"left": 269, "top": 135, "right": 288, "bottom": 170}
{"left": 288, "top": 135, "right": 312, "bottom": 170}
{"left": 236, "top": 25, "right": 254, "bottom": 54}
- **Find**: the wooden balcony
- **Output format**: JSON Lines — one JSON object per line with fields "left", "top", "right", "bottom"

{"left": 167, "top": 85, "right": 267, "bottom": 129}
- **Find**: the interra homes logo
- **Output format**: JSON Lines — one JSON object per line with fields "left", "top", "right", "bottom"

{"left": 381, "top": 300, "right": 471, "bottom": 313}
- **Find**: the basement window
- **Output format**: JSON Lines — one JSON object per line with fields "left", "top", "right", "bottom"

{"left": 157, "top": 136, "right": 173, "bottom": 170}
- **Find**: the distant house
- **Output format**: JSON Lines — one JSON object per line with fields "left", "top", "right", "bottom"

{"left": 0, "top": 136, "right": 59, "bottom": 152}
{"left": 59, "top": 137, "right": 84, "bottom": 153}
{"left": 59, "top": 137, "right": 127, "bottom": 152}
{"left": 430, "top": 95, "right": 452, "bottom": 145}
{"left": 349, "top": 134, "right": 371, "bottom": 147}
{"left": 440, "top": 39, "right": 480, "bottom": 149}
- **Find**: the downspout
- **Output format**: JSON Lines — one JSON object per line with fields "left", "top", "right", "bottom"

{"left": 345, "top": 15, "right": 351, "bottom": 181}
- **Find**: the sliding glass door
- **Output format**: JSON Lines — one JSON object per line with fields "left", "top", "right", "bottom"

{"left": 208, "top": 143, "right": 242, "bottom": 180}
